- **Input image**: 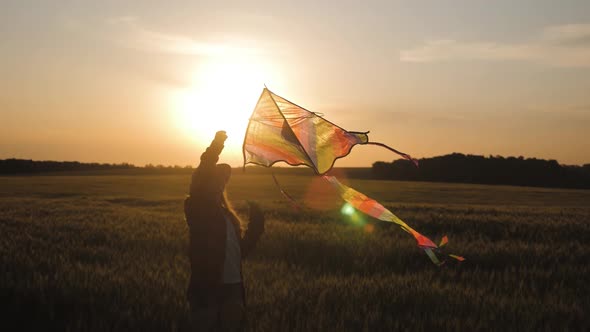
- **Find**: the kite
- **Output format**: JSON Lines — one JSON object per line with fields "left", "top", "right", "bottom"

{"left": 242, "top": 88, "right": 463, "bottom": 264}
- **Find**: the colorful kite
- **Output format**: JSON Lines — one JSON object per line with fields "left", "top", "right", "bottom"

{"left": 243, "top": 88, "right": 417, "bottom": 174}
{"left": 242, "top": 88, "right": 463, "bottom": 264}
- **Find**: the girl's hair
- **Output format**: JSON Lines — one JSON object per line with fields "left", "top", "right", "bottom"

{"left": 221, "top": 191, "right": 243, "bottom": 233}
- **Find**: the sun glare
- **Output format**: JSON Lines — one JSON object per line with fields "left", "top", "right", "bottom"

{"left": 171, "top": 57, "right": 279, "bottom": 163}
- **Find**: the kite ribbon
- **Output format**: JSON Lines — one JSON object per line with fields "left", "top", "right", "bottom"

{"left": 323, "top": 175, "right": 464, "bottom": 265}
{"left": 365, "top": 142, "right": 419, "bottom": 167}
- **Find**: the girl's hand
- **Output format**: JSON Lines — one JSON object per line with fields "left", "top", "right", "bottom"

{"left": 247, "top": 201, "right": 265, "bottom": 232}
{"left": 215, "top": 130, "right": 228, "bottom": 142}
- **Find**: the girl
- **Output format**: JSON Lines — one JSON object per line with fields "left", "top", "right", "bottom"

{"left": 184, "top": 130, "right": 265, "bottom": 331}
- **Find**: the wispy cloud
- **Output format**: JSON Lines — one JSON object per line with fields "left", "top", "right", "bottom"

{"left": 106, "top": 16, "right": 263, "bottom": 57}
{"left": 400, "top": 23, "right": 590, "bottom": 68}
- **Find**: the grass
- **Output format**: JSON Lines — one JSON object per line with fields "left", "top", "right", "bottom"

{"left": 1, "top": 172, "right": 589, "bottom": 331}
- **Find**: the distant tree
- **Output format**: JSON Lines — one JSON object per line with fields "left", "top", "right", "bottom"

{"left": 0, "top": 159, "right": 136, "bottom": 174}
{"left": 371, "top": 153, "right": 590, "bottom": 189}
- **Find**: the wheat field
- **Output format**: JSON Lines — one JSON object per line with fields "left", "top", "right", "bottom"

{"left": 1, "top": 172, "right": 589, "bottom": 331}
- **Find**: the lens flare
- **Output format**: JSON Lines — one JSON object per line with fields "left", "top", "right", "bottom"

{"left": 340, "top": 203, "right": 355, "bottom": 216}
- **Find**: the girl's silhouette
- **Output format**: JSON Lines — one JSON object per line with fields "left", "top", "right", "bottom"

{"left": 184, "top": 130, "right": 265, "bottom": 331}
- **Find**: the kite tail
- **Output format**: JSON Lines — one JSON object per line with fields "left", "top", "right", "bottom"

{"left": 365, "top": 142, "right": 419, "bottom": 167}
{"left": 323, "top": 175, "right": 464, "bottom": 265}
{"left": 271, "top": 172, "right": 302, "bottom": 210}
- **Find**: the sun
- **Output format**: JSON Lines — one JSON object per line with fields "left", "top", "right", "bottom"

{"left": 170, "top": 58, "right": 278, "bottom": 163}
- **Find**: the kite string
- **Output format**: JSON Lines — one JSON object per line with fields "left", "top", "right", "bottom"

{"left": 365, "top": 141, "right": 419, "bottom": 167}
{"left": 271, "top": 171, "right": 302, "bottom": 210}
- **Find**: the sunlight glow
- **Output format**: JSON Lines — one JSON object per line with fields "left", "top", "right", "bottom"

{"left": 170, "top": 55, "right": 281, "bottom": 163}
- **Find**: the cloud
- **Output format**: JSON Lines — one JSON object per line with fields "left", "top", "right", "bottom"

{"left": 400, "top": 23, "right": 590, "bottom": 68}
{"left": 527, "top": 104, "right": 590, "bottom": 120}
{"left": 106, "top": 16, "right": 263, "bottom": 57}
{"left": 542, "top": 23, "right": 590, "bottom": 46}
{"left": 106, "top": 16, "right": 138, "bottom": 25}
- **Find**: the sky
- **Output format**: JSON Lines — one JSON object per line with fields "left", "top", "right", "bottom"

{"left": 1, "top": 0, "right": 590, "bottom": 167}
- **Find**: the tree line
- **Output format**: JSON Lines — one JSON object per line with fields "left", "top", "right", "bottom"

{"left": 372, "top": 153, "right": 590, "bottom": 189}
{"left": 0, "top": 159, "right": 193, "bottom": 174}
{"left": 3, "top": 155, "right": 590, "bottom": 189}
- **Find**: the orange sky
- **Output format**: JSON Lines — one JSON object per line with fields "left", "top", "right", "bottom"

{"left": 1, "top": 1, "right": 589, "bottom": 167}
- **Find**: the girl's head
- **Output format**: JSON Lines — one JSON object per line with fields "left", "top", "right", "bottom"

{"left": 215, "top": 164, "right": 242, "bottom": 231}
{"left": 214, "top": 163, "right": 232, "bottom": 192}
{"left": 211, "top": 164, "right": 231, "bottom": 198}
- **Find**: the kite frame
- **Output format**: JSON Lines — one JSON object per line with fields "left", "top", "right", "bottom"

{"left": 242, "top": 87, "right": 370, "bottom": 175}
